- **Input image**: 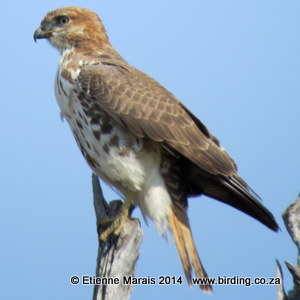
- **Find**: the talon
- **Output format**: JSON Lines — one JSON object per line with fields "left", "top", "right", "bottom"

{"left": 99, "top": 215, "right": 125, "bottom": 241}
{"left": 99, "top": 193, "right": 134, "bottom": 241}
{"left": 99, "top": 218, "right": 114, "bottom": 228}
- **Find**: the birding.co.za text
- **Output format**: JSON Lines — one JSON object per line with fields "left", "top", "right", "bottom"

{"left": 70, "top": 275, "right": 281, "bottom": 287}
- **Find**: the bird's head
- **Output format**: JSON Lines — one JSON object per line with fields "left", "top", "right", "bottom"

{"left": 34, "top": 7, "right": 111, "bottom": 52}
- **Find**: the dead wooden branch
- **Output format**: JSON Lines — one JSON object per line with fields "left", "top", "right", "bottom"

{"left": 92, "top": 174, "right": 143, "bottom": 300}
{"left": 277, "top": 194, "right": 300, "bottom": 300}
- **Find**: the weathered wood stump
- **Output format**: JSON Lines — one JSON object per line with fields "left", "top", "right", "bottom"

{"left": 92, "top": 174, "right": 143, "bottom": 300}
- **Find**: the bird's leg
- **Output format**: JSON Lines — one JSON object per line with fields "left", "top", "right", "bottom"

{"left": 100, "top": 192, "right": 134, "bottom": 241}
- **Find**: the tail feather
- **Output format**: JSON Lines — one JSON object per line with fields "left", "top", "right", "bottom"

{"left": 203, "top": 175, "right": 279, "bottom": 231}
{"left": 168, "top": 203, "right": 212, "bottom": 293}
{"left": 188, "top": 168, "right": 279, "bottom": 231}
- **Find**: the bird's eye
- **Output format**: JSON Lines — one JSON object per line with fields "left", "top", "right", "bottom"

{"left": 57, "top": 16, "right": 69, "bottom": 26}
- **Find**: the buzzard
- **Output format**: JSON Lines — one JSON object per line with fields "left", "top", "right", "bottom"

{"left": 34, "top": 7, "right": 278, "bottom": 292}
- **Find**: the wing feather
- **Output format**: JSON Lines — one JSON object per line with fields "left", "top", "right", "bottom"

{"left": 76, "top": 58, "right": 278, "bottom": 231}
{"left": 77, "top": 61, "right": 237, "bottom": 176}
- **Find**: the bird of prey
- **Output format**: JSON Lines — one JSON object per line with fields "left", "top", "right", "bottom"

{"left": 34, "top": 7, "right": 278, "bottom": 292}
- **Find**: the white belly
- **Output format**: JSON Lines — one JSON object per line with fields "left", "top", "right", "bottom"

{"left": 55, "top": 70, "right": 172, "bottom": 234}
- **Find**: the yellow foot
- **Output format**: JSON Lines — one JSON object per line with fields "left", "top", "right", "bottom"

{"left": 100, "top": 214, "right": 128, "bottom": 241}
{"left": 99, "top": 193, "right": 134, "bottom": 241}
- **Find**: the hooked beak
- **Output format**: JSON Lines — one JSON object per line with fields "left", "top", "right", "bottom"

{"left": 33, "top": 27, "right": 52, "bottom": 42}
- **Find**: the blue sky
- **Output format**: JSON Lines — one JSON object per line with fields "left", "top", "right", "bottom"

{"left": 1, "top": 1, "right": 299, "bottom": 299}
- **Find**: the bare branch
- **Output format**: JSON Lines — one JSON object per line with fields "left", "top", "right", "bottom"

{"left": 277, "top": 194, "right": 300, "bottom": 300}
{"left": 92, "top": 174, "right": 143, "bottom": 300}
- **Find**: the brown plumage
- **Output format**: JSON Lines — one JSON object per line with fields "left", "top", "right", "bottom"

{"left": 34, "top": 7, "right": 278, "bottom": 293}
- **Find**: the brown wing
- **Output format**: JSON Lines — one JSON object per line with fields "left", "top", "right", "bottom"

{"left": 77, "top": 61, "right": 237, "bottom": 177}
{"left": 77, "top": 59, "right": 278, "bottom": 232}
